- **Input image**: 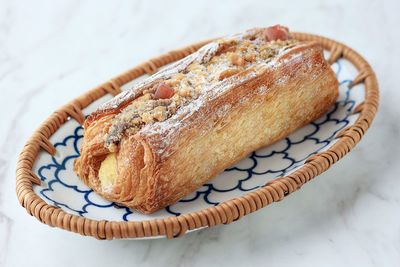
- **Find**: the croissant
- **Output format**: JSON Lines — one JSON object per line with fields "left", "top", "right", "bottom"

{"left": 74, "top": 25, "right": 338, "bottom": 214}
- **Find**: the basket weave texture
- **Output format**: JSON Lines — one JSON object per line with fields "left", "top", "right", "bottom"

{"left": 16, "top": 32, "right": 379, "bottom": 239}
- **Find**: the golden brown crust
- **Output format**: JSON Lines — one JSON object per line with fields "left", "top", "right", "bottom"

{"left": 74, "top": 30, "right": 338, "bottom": 214}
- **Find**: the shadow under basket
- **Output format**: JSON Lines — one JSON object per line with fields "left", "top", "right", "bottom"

{"left": 16, "top": 32, "right": 379, "bottom": 239}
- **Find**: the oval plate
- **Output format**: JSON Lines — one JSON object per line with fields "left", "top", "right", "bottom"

{"left": 17, "top": 33, "right": 378, "bottom": 239}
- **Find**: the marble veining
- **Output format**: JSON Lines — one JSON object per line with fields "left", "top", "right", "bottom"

{"left": 1, "top": 0, "right": 400, "bottom": 266}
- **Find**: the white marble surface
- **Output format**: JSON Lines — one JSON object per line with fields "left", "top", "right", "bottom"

{"left": 1, "top": 0, "right": 399, "bottom": 266}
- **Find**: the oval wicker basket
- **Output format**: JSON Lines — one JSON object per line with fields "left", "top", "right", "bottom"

{"left": 16, "top": 32, "right": 379, "bottom": 239}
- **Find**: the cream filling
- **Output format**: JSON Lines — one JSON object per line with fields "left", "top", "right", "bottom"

{"left": 98, "top": 153, "right": 118, "bottom": 189}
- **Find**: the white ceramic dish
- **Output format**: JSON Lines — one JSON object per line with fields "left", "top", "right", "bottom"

{"left": 32, "top": 55, "right": 365, "bottom": 238}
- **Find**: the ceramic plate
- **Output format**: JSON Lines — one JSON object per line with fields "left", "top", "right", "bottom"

{"left": 32, "top": 55, "right": 365, "bottom": 236}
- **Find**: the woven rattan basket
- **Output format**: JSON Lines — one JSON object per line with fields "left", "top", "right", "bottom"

{"left": 16, "top": 32, "right": 379, "bottom": 239}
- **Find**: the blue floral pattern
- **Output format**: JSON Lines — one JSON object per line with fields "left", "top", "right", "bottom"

{"left": 33, "top": 58, "right": 363, "bottom": 221}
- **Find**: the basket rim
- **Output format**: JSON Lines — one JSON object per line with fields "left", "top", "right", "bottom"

{"left": 16, "top": 32, "right": 379, "bottom": 240}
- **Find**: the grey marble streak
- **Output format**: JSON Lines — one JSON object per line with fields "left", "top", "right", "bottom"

{"left": 1, "top": 0, "right": 400, "bottom": 266}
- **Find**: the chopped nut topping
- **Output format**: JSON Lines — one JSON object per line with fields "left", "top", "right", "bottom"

{"left": 242, "top": 40, "right": 251, "bottom": 47}
{"left": 226, "top": 46, "right": 236, "bottom": 53}
{"left": 165, "top": 79, "right": 180, "bottom": 87}
{"left": 217, "top": 39, "right": 238, "bottom": 55}
{"left": 173, "top": 73, "right": 184, "bottom": 80}
{"left": 264, "top": 25, "right": 289, "bottom": 42}
{"left": 244, "top": 53, "right": 255, "bottom": 62}
{"left": 218, "top": 69, "right": 241, "bottom": 81}
{"left": 154, "top": 83, "right": 174, "bottom": 99}
{"left": 178, "top": 85, "right": 191, "bottom": 97}
{"left": 187, "top": 64, "right": 202, "bottom": 71}
{"left": 140, "top": 112, "right": 153, "bottom": 123}
{"left": 153, "top": 106, "right": 168, "bottom": 121}
{"left": 260, "top": 50, "right": 274, "bottom": 60}
{"left": 104, "top": 35, "right": 298, "bottom": 149}
{"left": 228, "top": 53, "right": 245, "bottom": 67}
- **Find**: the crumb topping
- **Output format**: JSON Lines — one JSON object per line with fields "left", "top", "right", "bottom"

{"left": 105, "top": 36, "right": 298, "bottom": 150}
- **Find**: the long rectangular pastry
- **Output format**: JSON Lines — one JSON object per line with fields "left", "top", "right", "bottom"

{"left": 74, "top": 25, "right": 339, "bottom": 214}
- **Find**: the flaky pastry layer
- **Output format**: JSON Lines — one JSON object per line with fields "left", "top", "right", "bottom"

{"left": 74, "top": 27, "right": 338, "bottom": 214}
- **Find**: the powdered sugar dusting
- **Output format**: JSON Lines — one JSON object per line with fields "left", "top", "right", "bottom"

{"left": 97, "top": 28, "right": 266, "bottom": 112}
{"left": 98, "top": 41, "right": 221, "bottom": 112}
{"left": 139, "top": 44, "right": 319, "bottom": 158}
{"left": 96, "top": 27, "right": 321, "bottom": 155}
